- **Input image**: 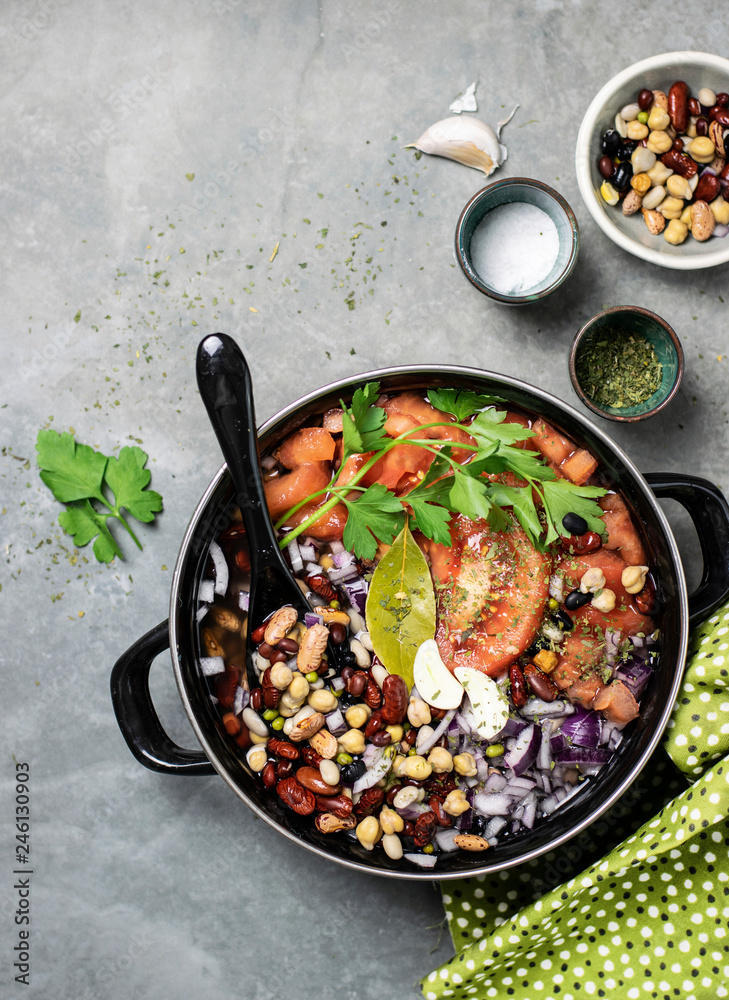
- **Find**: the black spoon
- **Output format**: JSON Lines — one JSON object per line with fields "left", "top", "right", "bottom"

{"left": 195, "top": 333, "right": 337, "bottom": 687}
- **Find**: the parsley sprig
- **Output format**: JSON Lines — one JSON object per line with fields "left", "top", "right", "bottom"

{"left": 275, "top": 384, "right": 605, "bottom": 559}
{"left": 36, "top": 430, "right": 163, "bottom": 563}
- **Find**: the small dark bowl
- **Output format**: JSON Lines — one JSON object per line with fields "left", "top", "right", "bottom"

{"left": 455, "top": 178, "right": 580, "bottom": 305}
{"left": 569, "top": 306, "right": 684, "bottom": 422}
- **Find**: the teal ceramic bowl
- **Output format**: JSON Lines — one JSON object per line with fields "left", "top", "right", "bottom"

{"left": 569, "top": 306, "right": 684, "bottom": 422}
{"left": 455, "top": 178, "right": 580, "bottom": 305}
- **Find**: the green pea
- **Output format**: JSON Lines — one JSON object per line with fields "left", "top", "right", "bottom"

{"left": 262, "top": 708, "right": 279, "bottom": 721}
{"left": 270, "top": 716, "right": 285, "bottom": 731}
{"left": 637, "top": 110, "right": 649, "bottom": 124}
{"left": 422, "top": 843, "right": 435, "bottom": 854}
{"left": 305, "top": 671, "right": 319, "bottom": 683}
{"left": 486, "top": 744, "right": 504, "bottom": 758}
{"left": 548, "top": 597, "right": 559, "bottom": 612}
{"left": 407, "top": 746, "right": 419, "bottom": 756}
{"left": 336, "top": 752, "right": 353, "bottom": 766}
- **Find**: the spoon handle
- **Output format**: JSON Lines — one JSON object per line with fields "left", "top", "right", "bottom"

{"left": 195, "top": 333, "right": 283, "bottom": 578}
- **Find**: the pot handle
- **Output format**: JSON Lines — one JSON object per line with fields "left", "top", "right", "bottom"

{"left": 644, "top": 472, "right": 729, "bottom": 628}
{"left": 110, "top": 621, "right": 216, "bottom": 776}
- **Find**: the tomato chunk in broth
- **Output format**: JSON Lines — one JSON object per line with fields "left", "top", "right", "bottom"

{"left": 427, "top": 515, "right": 551, "bottom": 678}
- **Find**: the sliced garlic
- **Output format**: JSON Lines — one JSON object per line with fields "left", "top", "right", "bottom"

{"left": 405, "top": 116, "right": 507, "bottom": 176}
{"left": 413, "top": 639, "right": 464, "bottom": 709}
{"left": 453, "top": 666, "right": 509, "bottom": 740}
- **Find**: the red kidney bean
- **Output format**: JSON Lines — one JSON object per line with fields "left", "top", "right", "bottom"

{"left": 267, "top": 737, "right": 299, "bottom": 761}
{"left": 509, "top": 664, "right": 528, "bottom": 709}
{"left": 638, "top": 88, "right": 653, "bottom": 111}
{"left": 363, "top": 676, "right": 383, "bottom": 710}
{"left": 329, "top": 622, "right": 347, "bottom": 645}
{"left": 269, "top": 649, "right": 288, "bottom": 664}
{"left": 299, "top": 745, "right": 323, "bottom": 768}
{"left": 276, "top": 776, "right": 316, "bottom": 815}
{"left": 315, "top": 794, "right": 353, "bottom": 818}
{"left": 364, "top": 710, "right": 384, "bottom": 739}
{"left": 262, "top": 762, "right": 277, "bottom": 789}
{"left": 430, "top": 706, "right": 447, "bottom": 721}
{"left": 694, "top": 172, "right": 720, "bottom": 203}
{"left": 385, "top": 784, "right": 402, "bottom": 805}
{"left": 668, "top": 80, "right": 689, "bottom": 132}
{"left": 634, "top": 579, "right": 656, "bottom": 615}
{"left": 380, "top": 674, "right": 408, "bottom": 725}
{"left": 689, "top": 96, "right": 702, "bottom": 116}
{"left": 277, "top": 637, "right": 299, "bottom": 655}
{"left": 257, "top": 641, "right": 274, "bottom": 659}
{"left": 671, "top": 137, "right": 684, "bottom": 153}
{"left": 403, "top": 728, "right": 417, "bottom": 746}
{"left": 261, "top": 667, "right": 280, "bottom": 710}
{"left": 251, "top": 623, "right": 267, "bottom": 644}
{"left": 222, "top": 712, "right": 241, "bottom": 736}
{"left": 524, "top": 662, "right": 558, "bottom": 702}
{"left": 234, "top": 723, "right": 251, "bottom": 749}
{"left": 429, "top": 796, "right": 453, "bottom": 828}
{"left": 413, "top": 811, "right": 437, "bottom": 848}
{"left": 716, "top": 92, "right": 729, "bottom": 107}
{"left": 214, "top": 668, "right": 239, "bottom": 710}
{"left": 661, "top": 148, "right": 699, "bottom": 178}
{"left": 234, "top": 549, "right": 251, "bottom": 573}
{"left": 276, "top": 760, "right": 293, "bottom": 779}
{"left": 695, "top": 117, "right": 709, "bottom": 137}
{"left": 371, "top": 731, "right": 391, "bottom": 748}
{"left": 354, "top": 787, "right": 385, "bottom": 817}
{"left": 709, "top": 106, "right": 729, "bottom": 126}
{"left": 296, "top": 766, "right": 338, "bottom": 795}
{"left": 561, "top": 530, "right": 602, "bottom": 554}
{"left": 347, "top": 670, "right": 367, "bottom": 698}
{"left": 250, "top": 687, "right": 263, "bottom": 712}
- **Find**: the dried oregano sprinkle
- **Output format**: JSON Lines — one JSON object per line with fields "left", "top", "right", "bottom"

{"left": 575, "top": 327, "right": 663, "bottom": 409}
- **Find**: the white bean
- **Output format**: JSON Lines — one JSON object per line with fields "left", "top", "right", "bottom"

{"left": 242, "top": 707, "right": 269, "bottom": 738}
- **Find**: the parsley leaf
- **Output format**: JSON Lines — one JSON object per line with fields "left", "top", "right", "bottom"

{"left": 406, "top": 495, "right": 453, "bottom": 546}
{"left": 36, "top": 430, "right": 163, "bottom": 563}
{"left": 426, "top": 387, "right": 503, "bottom": 421}
{"left": 539, "top": 480, "right": 607, "bottom": 546}
{"left": 341, "top": 483, "right": 406, "bottom": 560}
{"left": 341, "top": 382, "right": 388, "bottom": 457}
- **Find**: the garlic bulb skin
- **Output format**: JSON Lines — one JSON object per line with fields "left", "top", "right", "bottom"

{"left": 406, "top": 116, "right": 507, "bottom": 175}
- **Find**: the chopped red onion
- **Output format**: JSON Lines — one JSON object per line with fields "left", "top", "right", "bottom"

{"left": 714, "top": 223, "right": 728, "bottom": 238}
{"left": 305, "top": 561, "right": 321, "bottom": 575}
{"left": 208, "top": 541, "right": 229, "bottom": 596}
{"left": 473, "top": 791, "right": 512, "bottom": 816}
{"left": 331, "top": 549, "right": 356, "bottom": 569}
{"left": 605, "top": 628, "right": 622, "bottom": 667}
{"left": 196, "top": 604, "right": 210, "bottom": 623}
{"left": 434, "top": 827, "right": 461, "bottom": 852}
{"left": 503, "top": 723, "right": 540, "bottom": 776}
{"left": 298, "top": 543, "right": 317, "bottom": 563}
{"left": 304, "top": 612, "right": 324, "bottom": 628}
{"left": 556, "top": 707, "right": 602, "bottom": 749}
{"left": 521, "top": 697, "right": 575, "bottom": 719}
{"left": 403, "top": 852, "right": 438, "bottom": 868}
{"left": 397, "top": 800, "right": 432, "bottom": 821}
{"left": 233, "top": 685, "right": 249, "bottom": 715}
{"left": 549, "top": 573, "right": 564, "bottom": 601}
{"left": 329, "top": 540, "right": 346, "bottom": 554}
{"left": 324, "top": 707, "right": 347, "bottom": 736}
{"left": 238, "top": 590, "right": 250, "bottom": 611}
{"left": 330, "top": 676, "right": 346, "bottom": 692}
{"left": 538, "top": 720, "right": 553, "bottom": 770}
{"left": 615, "top": 657, "right": 653, "bottom": 699}
{"left": 287, "top": 538, "right": 304, "bottom": 574}
{"left": 198, "top": 579, "right": 215, "bottom": 604}
{"left": 327, "top": 563, "right": 360, "bottom": 584}
{"left": 352, "top": 748, "right": 392, "bottom": 793}
{"left": 484, "top": 816, "right": 507, "bottom": 839}
{"left": 554, "top": 745, "right": 612, "bottom": 766}
{"left": 199, "top": 656, "right": 225, "bottom": 676}
{"left": 521, "top": 790, "right": 538, "bottom": 829}
{"left": 342, "top": 578, "right": 368, "bottom": 615}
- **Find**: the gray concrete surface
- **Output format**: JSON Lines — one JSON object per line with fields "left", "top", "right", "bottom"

{"left": 1, "top": 2, "right": 728, "bottom": 998}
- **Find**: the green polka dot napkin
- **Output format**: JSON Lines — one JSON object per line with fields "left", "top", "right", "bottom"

{"left": 421, "top": 601, "right": 729, "bottom": 1000}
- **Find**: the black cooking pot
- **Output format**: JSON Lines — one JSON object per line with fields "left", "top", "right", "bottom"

{"left": 110, "top": 366, "right": 729, "bottom": 880}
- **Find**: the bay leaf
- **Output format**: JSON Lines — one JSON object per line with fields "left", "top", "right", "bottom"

{"left": 365, "top": 522, "right": 436, "bottom": 689}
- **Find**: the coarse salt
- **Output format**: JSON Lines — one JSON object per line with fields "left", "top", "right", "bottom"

{"left": 470, "top": 202, "right": 560, "bottom": 295}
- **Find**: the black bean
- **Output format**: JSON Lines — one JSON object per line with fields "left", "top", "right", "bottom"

{"left": 561, "top": 511, "right": 588, "bottom": 535}
{"left": 564, "top": 589, "right": 592, "bottom": 611}
{"left": 601, "top": 129, "right": 621, "bottom": 157}
{"left": 339, "top": 758, "right": 367, "bottom": 784}
{"left": 612, "top": 161, "right": 633, "bottom": 191}
{"left": 551, "top": 609, "right": 574, "bottom": 631}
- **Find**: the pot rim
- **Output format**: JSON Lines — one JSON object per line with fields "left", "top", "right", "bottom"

{"left": 169, "top": 363, "right": 688, "bottom": 880}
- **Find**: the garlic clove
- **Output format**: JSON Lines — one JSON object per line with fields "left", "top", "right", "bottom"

{"left": 413, "top": 639, "right": 465, "bottom": 709}
{"left": 405, "top": 116, "right": 507, "bottom": 176}
{"left": 453, "top": 667, "right": 509, "bottom": 740}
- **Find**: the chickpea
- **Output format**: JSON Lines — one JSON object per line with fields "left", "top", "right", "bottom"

{"left": 658, "top": 195, "right": 684, "bottom": 220}
{"left": 379, "top": 806, "right": 404, "bottom": 836}
{"left": 398, "top": 755, "right": 432, "bottom": 780}
{"left": 246, "top": 746, "right": 269, "bottom": 772}
{"left": 385, "top": 725, "right": 404, "bottom": 744}
{"left": 591, "top": 588, "right": 617, "bottom": 613}
{"left": 427, "top": 746, "right": 454, "bottom": 773}
{"left": 621, "top": 565, "right": 649, "bottom": 594}
{"left": 269, "top": 662, "right": 294, "bottom": 691}
{"left": 407, "top": 698, "right": 432, "bottom": 728}
{"left": 452, "top": 752, "right": 478, "bottom": 778}
{"left": 344, "top": 704, "right": 372, "bottom": 729}
{"left": 355, "top": 815, "right": 382, "bottom": 851}
{"left": 647, "top": 106, "right": 670, "bottom": 131}
{"left": 443, "top": 789, "right": 470, "bottom": 817}
{"left": 307, "top": 689, "right": 338, "bottom": 713}
{"left": 664, "top": 218, "right": 689, "bottom": 244}
{"left": 688, "top": 136, "right": 715, "bottom": 163}
{"left": 710, "top": 195, "right": 729, "bottom": 225}
{"left": 338, "top": 729, "right": 366, "bottom": 755}
{"left": 646, "top": 129, "right": 673, "bottom": 154}
{"left": 580, "top": 567, "right": 606, "bottom": 594}
{"left": 287, "top": 673, "right": 310, "bottom": 702}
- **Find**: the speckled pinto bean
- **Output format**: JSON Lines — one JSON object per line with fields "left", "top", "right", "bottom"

{"left": 380, "top": 674, "right": 408, "bottom": 724}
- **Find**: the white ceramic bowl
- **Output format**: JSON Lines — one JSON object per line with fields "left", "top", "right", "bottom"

{"left": 575, "top": 51, "right": 729, "bottom": 270}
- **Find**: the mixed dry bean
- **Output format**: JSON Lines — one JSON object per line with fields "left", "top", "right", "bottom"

{"left": 598, "top": 80, "right": 729, "bottom": 244}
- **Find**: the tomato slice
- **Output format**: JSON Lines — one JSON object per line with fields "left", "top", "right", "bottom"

{"left": 427, "top": 515, "right": 551, "bottom": 679}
